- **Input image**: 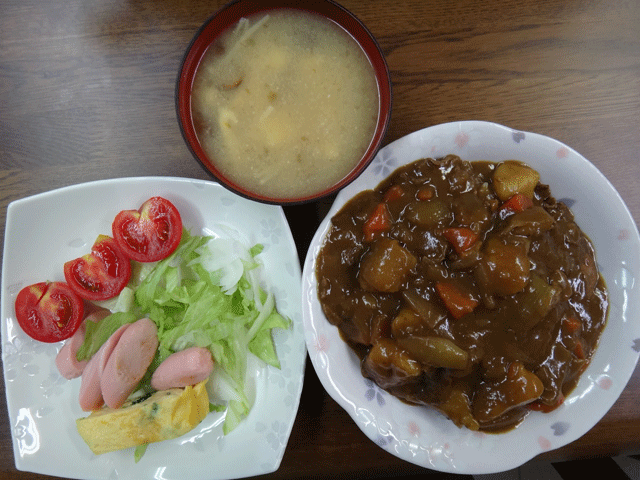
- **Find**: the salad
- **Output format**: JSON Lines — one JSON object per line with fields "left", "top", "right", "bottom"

{"left": 13, "top": 196, "right": 290, "bottom": 457}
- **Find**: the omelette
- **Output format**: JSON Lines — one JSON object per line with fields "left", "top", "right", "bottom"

{"left": 76, "top": 380, "right": 209, "bottom": 455}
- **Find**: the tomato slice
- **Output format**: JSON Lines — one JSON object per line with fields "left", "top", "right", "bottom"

{"left": 64, "top": 234, "right": 132, "bottom": 301}
{"left": 14, "top": 281, "right": 85, "bottom": 343}
{"left": 112, "top": 196, "right": 183, "bottom": 263}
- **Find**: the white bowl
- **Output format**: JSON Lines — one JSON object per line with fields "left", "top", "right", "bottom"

{"left": 301, "top": 121, "right": 640, "bottom": 474}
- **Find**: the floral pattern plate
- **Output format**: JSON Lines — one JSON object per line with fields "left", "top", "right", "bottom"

{"left": 302, "top": 121, "right": 640, "bottom": 474}
{"left": 1, "top": 177, "right": 306, "bottom": 480}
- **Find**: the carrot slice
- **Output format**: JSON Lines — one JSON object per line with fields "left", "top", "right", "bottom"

{"left": 363, "top": 203, "right": 391, "bottom": 241}
{"left": 383, "top": 185, "right": 404, "bottom": 202}
{"left": 562, "top": 315, "right": 582, "bottom": 334}
{"left": 417, "top": 186, "right": 434, "bottom": 201}
{"left": 443, "top": 227, "right": 478, "bottom": 255}
{"left": 500, "top": 193, "right": 534, "bottom": 213}
{"left": 435, "top": 281, "right": 479, "bottom": 320}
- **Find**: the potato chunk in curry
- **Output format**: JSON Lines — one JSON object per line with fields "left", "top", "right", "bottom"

{"left": 358, "top": 238, "right": 417, "bottom": 292}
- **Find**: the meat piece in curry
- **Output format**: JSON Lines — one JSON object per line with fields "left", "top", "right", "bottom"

{"left": 316, "top": 155, "right": 608, "bottom": 432}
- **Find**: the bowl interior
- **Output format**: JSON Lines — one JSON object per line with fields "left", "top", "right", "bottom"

{"left": 176, "top": 0, "right": 392, "bottom": 205}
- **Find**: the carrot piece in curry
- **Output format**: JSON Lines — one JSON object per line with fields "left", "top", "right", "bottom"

{"left": 435, "top": 281, "right": 479, "bottom": 319}
{"left": 383, "top": 185, "right": 404, "bottom": 202}
{"left": 500, "top": 193, "right": 534, "bottom": 213}
{"left": 562, "top": 315, "right": 582, "bottom": 334}
{"left": 417, "top": 186, "right": 435, "bottom": 201}
{"left": 363, "top": 203, "right": 391, "bottom": 241}
{"left": 443, "top": 227, "right": 479, "bottom": 255}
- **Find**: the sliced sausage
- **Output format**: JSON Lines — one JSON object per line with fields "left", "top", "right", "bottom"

{"left": 56, "top": 309, "right": 110, "bottom": 380}
{"left": 151, "top": 346, "right": 214, "bottom": 391}
{"left": 78, "top": 323, "right": 130, "bottom": 412}
{"left": 100, "top": 318, "right": 158, "bottom": 409}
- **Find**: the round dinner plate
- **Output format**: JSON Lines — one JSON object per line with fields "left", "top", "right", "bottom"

{"left": 1, "top": 177, "right": 306, "bottom": 480}
{"left": 301, "top": 120, "right": 640, "bottom": 474}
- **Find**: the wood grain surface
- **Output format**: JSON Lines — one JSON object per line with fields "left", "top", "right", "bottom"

{"left": 1, "top": 0, "right": 639, "bottom": 478}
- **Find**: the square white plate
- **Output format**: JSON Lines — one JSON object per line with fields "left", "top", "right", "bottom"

{"left": 2, "top": 177, "right": 306, "bottom": 480}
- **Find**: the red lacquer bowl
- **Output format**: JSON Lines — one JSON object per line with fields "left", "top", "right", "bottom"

{"left": 176, "top": 0, "right": 392, "bottom": 205}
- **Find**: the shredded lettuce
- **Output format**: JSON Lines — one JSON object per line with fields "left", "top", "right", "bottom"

{"left": 134, "top": 444, "right": 148, "bottom": 463}
{"left": 78, "top": 228, "right": 290, "bottom": 435}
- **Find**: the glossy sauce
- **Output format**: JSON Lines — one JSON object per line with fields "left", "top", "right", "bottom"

{"left": 316, "top": 155, "right": 608, "bottom": 432}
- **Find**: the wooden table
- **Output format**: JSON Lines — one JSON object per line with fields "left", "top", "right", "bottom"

{"left": 1, "top": 0, "right": 639, "bottom": 478}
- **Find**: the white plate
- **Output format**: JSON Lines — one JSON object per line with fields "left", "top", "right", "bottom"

{"left": 302, "top": 121, "right": 640, "bottom": 474}
{"left": 1, "top": 177, "right": 306, "bottom": 480}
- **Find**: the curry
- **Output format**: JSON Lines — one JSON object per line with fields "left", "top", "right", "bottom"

{"left": 316, "top": 155, "right": 608, "bottom": 432}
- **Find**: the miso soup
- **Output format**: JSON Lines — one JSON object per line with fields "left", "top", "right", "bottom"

{"left": 190, "top": 9, "right": 380, "bottom": 199}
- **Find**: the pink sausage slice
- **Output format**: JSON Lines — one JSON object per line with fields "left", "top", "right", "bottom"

{"left": 56, "top": 309, "right": 111, "bottom": 380}
{"left": 56, "top": 324, "right": 87, "bottom": 380}
{"left": 78, "top": 323, "right": 130, "bottom": 412}
{"left": 101, "top": 318, "right": 158, "bottom": 409}
{"left": 151, "top": 346, "right": 214, "bottom": 391}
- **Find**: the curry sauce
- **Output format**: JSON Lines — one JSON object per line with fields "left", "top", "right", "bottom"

{"left": 316, "top": 155, "right": 608, "bottom": 432}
